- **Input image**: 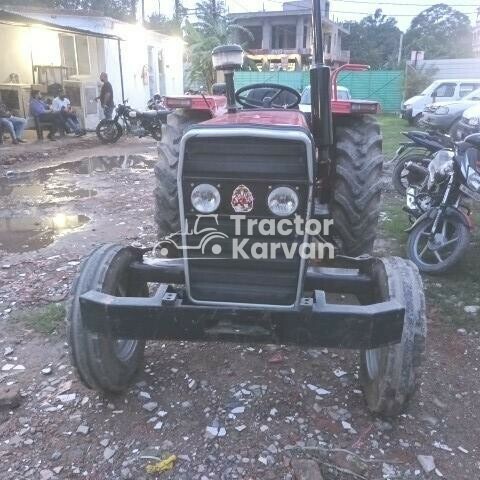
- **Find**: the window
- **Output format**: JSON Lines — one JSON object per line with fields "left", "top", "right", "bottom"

{"left": 272, "top": 25, "right": 296, "bottom": 49}
{"left": 75, "top": 36, "right": 90, "bottom": 75}
{"left": 434, "top": 83, "right": 456, "bottom": 98}
{"left": 59, "top": 34, "right": 91, "bottom": 75}
{"left": 459, "top": 83, "right": 480, "bottom": 98}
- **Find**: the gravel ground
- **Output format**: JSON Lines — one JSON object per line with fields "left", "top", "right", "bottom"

{"left": 0, "top": 142, "right": 479, "bottom": 480}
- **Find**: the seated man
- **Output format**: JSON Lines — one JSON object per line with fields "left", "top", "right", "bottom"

{"left": 29, "top": 90, "right": 64, "bottom": 141}
{"left": 0, "top": 102, "right": 26, "bottom": 145}
{"left": 52, "top": 91, "right": 85, "bottom": 136}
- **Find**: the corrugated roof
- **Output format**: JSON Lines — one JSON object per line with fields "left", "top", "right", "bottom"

{"left": 0, "top": 9, "right": 121, "bottom": 40}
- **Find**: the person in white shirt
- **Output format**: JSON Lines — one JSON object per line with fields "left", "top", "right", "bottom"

{"left": 52, "top": 91, "right": 85, "bottom": 136}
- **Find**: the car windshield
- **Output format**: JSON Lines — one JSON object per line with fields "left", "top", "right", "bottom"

{"left": 301, "top": 86, "right": 350, "bottom": 103}
{"left": 464, "top": 88, "right": 480, "bottom": 101}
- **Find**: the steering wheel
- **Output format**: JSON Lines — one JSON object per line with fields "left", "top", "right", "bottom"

{"left": 235, "top": 83, "right": 301, "bottom": 109}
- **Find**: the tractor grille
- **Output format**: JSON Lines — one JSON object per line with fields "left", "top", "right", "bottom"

{"left": 180, "top": 130, "right": 313, "bottom": 307}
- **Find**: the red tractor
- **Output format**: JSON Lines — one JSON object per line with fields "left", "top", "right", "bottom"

{"left": 68, "top": 0, "right": 426, "bottom": 416}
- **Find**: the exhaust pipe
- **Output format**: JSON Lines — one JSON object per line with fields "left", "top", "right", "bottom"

{"left": 310, "top": 0, "right": 332, "bottom": 151}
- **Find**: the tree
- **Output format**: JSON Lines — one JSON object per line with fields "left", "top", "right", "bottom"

{"left": 403, "top": 4, "right": 472, "bottom": 59}
{"left": 0, "top": 0, "right": 135, "bottom": 21}
{"left": 343, "top": 9, "right": 401, "bottom": 69}
{"left": 184, "top": 0, "right": 251, "bottom": 90}
{"left": 149, "top": 0, "right": 187, "bottom": 36}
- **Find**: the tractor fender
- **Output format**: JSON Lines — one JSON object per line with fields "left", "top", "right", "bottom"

{"left": 405, "top": 206, "right": 472, "bottom": 233}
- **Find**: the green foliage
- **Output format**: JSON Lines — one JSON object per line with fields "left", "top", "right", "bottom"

{"left": 184, "top": 0, "right": 252, "bottom": 91}
{"left": 149, "top": 0, "right": 187, "bottom": 36}
{"left": 0, "top": 0, "right": 135, "bottom": 21}
{"left": 13, "top": 303, "right": 66, "bottom": 335}
{"left": 403, "top": 3, "right": 472, "bottom": 59}
{"left": 404, "top": 64, "right": 438, "bottom": 99}
{"left": 343, "top": 9, "right": 401, "bottom": 69}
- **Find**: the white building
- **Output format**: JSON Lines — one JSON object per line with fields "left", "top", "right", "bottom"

{"left": 0, "top": 7, "right": 184, "bottom": 129}
{"left": 230, "top": 0, "right": 349, "bottom": 71}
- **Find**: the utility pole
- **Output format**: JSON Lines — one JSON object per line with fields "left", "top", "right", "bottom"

{"left": 397, "top": 33, "right": 404, "bottom": 66}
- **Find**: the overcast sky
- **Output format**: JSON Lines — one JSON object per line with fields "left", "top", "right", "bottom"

{"left": 146, "top": 0, "right": 480, "bottom": 32}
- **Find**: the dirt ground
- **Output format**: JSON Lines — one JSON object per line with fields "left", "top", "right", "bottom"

{"left": 0, "top": 134, "right": 479, "bottom": 480}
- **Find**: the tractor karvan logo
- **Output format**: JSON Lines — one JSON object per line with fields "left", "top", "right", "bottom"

{"left": 153, "top": 214, "right": 336, "bottom": 260}
{"left": 231, "top": 184, "right": 254, "bottom": 213}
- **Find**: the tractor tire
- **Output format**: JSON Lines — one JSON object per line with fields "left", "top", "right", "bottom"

{"left": 330, "top": 115, "right": 383, "bottom": 256}
{"left": 360, "top": 257, "right": 426, "bottom": 417}
{"left": 154, "top": 110, "right": 211, "bottom": 240}
{"left": 67, "top": 244, "right": 147, "bottom": 394}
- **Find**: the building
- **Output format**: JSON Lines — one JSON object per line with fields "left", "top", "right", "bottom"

{"left": 229, "top": 0, "right": 349, "bottom": 71}
{"left": 0, "top": 6, "right": 184, "bottom": 129}
{"left": 473, "top": 8, "right": 480, "bottom": 56}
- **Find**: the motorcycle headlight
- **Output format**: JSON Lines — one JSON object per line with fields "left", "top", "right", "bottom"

{"left": 268, "top": 186, "right": 299, "bottom": 217}
{"left": 467, "top": 169, "right": 480, "bottom": 192}
{"left": 468, "top": 117, "right": 480, "bottom": 126}
{"left": 435, "top": 106, "right": 449, "bottom": 115}
{"left": 191, "top": 184, "right": 221, "bottom": 213}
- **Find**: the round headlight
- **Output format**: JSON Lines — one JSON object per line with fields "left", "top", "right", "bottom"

{"left": 268, "top": 186, "right": 299, "bottom": 217}
{"left": 191, "top": 184, "right": 220, "bottom": 213}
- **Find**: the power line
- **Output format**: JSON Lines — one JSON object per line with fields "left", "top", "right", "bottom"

{"left": 336, "top": 0, "right": 480, "bottom": 6}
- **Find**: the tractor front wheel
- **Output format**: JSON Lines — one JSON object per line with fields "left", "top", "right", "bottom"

{"left": 67, "top": 244, "right": 146, "bottom": 394}
{"left": 360, "top": 257, "right": 426, "bottom": 416}
{"left": 330, "top": 115, "right": 383, "bottom": 256}
{"left": 154, "top": 110, "right": 211, "bottom": 240}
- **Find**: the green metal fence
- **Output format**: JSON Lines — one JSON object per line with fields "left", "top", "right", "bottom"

{"left": 234, "top": 70, "right": 405, "bottom": 113}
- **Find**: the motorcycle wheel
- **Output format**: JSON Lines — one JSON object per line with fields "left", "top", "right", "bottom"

{"left": 96, "top": 120, "right": 122, "bottom": 144}
{"left": 407, "top": 213, "right": 471, "bottom": 274}
{"left": 150, "top": 124, "right": 163, "bottom": 141}
{"left": 392, "top": 153, "right": 429, "bottom": 195}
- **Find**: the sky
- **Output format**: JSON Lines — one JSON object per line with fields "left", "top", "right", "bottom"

{"left": 145, "top": 0, "right": 480, "bottom": 32}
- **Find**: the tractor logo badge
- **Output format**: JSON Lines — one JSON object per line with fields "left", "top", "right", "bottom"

{"left": 231, "top": 185, "right": 254, "bottom": 213}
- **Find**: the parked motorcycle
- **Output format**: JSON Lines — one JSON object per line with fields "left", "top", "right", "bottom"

{"left": 405, "top": 134, "right": 480, "bottom": 274}
{"left": 96, "top": 100, "right": 169, "bottom": 144}
{"left": 391, "top": 130, "right": 454, "bottom": 194}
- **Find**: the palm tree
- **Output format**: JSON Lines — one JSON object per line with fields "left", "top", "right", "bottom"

{"left": 184, "top": 0, "right": 252, "bottom": 91}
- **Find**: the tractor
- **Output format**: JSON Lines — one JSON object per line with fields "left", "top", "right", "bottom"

{"left": 68, "top": 0, "right": 426, "bottom": 417}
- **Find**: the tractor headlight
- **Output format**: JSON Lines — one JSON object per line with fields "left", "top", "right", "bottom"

{"left": 268, "top": 186, "right": 299, "bottom": 217}
{"left": 191, "top": 184, "right": 220, "bottom": 213}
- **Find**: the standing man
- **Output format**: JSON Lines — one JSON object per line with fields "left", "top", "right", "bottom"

{"left": 96, "top": 72, "right": 114, "bottom": 120}
{"left": 0, "top": 102, "right": 26, "bottom": 144}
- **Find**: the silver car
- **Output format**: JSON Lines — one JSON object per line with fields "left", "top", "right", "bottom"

{"left": 420, "top": 87, "right": 480, "bottom": 137}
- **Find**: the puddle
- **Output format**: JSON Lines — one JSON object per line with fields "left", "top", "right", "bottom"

{"left": 0, "top": 213, "right": 90, "bottom": 253}
{"left": 0, "top": 154, "right": 154, "bottom": 253}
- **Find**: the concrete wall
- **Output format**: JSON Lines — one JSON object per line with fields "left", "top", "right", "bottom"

{"left": 17, "top": 11, "right": 184, "bottom": 108}
{"left": 411, "top": 58, "right": 480, "bottom": 80}
{"left": 0, "top": 24, "right": 35, "bottom": 84}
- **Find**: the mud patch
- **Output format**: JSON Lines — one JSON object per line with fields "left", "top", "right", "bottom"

{"left": 0, "top": 213, "right": 90, "bottom": 253}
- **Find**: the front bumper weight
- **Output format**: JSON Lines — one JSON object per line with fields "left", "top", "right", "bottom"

{"left": 79, "top": 257, "right": 404, "bottom": 350}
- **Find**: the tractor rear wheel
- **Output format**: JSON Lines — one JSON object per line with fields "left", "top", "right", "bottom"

{"left": 330, "top": 115, "right": 383, "bottom": 256}
{"left": 154, "top": 110, "right": 211, "bottom": 240}
{"left": 67, "top": 244, "right": 147, "bottom": 393}
{"left": 360, "top": 257, "right": 426, "bottom": 417}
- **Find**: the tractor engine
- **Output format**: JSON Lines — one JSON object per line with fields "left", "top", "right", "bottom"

{"left": 179, "top": 124, "right": 314, "bottom": 307}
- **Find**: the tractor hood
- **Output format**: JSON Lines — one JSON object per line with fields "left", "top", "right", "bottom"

{"left": 202, "top": 110, "right": 309, "bottom": 129}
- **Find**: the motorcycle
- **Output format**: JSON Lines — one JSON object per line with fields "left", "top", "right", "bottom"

{"left": 391, "top": 130, "right": 454, "bottom": 194}
{"left": 96, "top": 100, "right": 169, "bottom": 144}
{"left": 405, "top": 133, "right": 480, "bottom": 274}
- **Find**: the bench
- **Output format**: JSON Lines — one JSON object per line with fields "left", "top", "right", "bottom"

{"left": 33, "top": 116, "right": 56, "bottom": 140}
